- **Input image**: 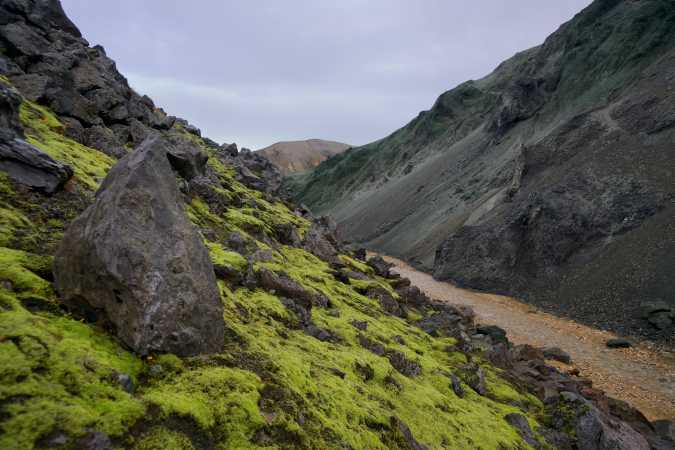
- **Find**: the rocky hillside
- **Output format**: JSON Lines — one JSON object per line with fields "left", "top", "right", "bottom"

{"left": 0, "top": 1, "right": 671, "bottom": 449}
{"left": 257, "top": 139, "right": 350, "bottom": 176}
{"left": 288, "top": 0, "right": 675, "bottom": 344}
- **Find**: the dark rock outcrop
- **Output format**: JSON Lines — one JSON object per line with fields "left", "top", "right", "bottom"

{"left": 217, "top": 146, "right": 282, "bottom": 195}
{"left": 257, "top": 268, "right": 328, "bottom": 309}
{"left": 504, "top": 413, "right": 540, "bottom": 450}
{"left": 367, "top": 255, "right": 393, "bottom": 277}
{"left": 542, "top": 347, "right": 572, "bottom": 364}
{"left": 0, "top": 0, "right": 189, "bottom": 159}
{"left": 388, "top": 416, "right": 429, "bottom": 450}
{"left": 0, "top": 81, "right": 73, "bottom": 193}
{"left": 0, "top": 132, "right": 73, "bottom": 193}
{"left": 54, "top": 136, "right": 224, "bottom": 356}
{"left": 547, "top": 393, "right": 650, "bottom": 450}
{"left": 606, "top": 339, "right": 632, "bottom": 349}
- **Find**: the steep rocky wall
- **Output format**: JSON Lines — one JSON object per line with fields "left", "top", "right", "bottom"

{"left": 290, "top": 0, "right": 675, "bottom": 343}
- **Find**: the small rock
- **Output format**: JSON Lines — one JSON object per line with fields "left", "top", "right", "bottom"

{"left": 115, "top": 373, "right": 134, "bottom": 393}
{"left": 606, "top": 339, "right": 632, "bottom": 349}
{"left": 354, "top": 248, "right": 367, "bottom": 261}
{"left": 505, "top": 413, "right": 539, "bottom": 449}
{"left": 221, "top": 142, "right": 238, "bottom": 157}
{"left": 358, "top": 334, "right": 386, "bottom": 356}
{"left": 148, "top": 365, "right": 164, "bottom": 377}
{"left": 351, "top": 320, "right": 368, "bottom": 331}
{"left": 543, "top": 347, "right": 572, "bottom": 364}
{"left": 510, "top": 344, "right": 545, "bottom": 362}
{"left": 475, "top": 325, "right": 508, "bottom": 344}
{"left": 354, "top": 361, "right": 375, "bottom": 381}
{"left": 387, "top": 350, "right": 421, "bottom": 377}
{"left": 460, "top": 362, "right": 487, "bottom": 396}
{"left": 392, "top": 335, "right": 406, "bottom": 345}
{"left": 487, "top": 342, "right": 513, "bottom": 368}
{"left": 368, "top": 287, "right": 407, "bottom": 318}
{"left": 329, "top": 368, "right": 346, "bottom": 379}
{"left": 389, "top": 416, "right": 429, "bottom": 450}
{"left": 75, "top": 432, "right": 113, "bottom": 450}
{"left": 450, "top": 373, "right": 465, "bottom": 398}
{"left": 366, "top": 256, "right": 394, "bottom": 277}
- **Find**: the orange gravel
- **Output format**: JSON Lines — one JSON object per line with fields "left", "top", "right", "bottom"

{"left": 383, "top": 255, "right": 675, "bottom": 421}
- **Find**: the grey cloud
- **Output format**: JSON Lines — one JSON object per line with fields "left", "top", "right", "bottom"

{"left": 62, "top": 0, "right": 591, "bottom": 149}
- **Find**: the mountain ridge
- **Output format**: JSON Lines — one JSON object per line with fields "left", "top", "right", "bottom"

{"left": 289, "top": 0, "right": 675, "bottom": 344}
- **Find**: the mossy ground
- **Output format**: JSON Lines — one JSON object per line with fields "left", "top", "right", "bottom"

{"left": 19, "top": 101, "right": 115, "bottom": 190}
{"left": 0, "top": 91, "right": 548, "bottom": 450}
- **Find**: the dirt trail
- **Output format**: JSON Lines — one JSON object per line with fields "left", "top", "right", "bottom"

{"left": 384, "top": 255, "right": 675, "bottom": 421}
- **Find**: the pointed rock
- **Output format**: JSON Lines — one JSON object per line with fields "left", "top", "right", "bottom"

{"left": 54, "top": 136, "right": 224, "bottom": 356}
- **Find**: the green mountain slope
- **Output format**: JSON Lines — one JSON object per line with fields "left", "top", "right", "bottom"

{"left": 289, "top": 0, "right": 675, "bottom": 343}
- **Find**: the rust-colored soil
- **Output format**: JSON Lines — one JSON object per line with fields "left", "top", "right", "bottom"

{"left": 384, "top": 255, "right": 675, "bottom": 421}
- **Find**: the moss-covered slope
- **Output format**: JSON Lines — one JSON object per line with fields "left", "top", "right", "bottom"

{"left": 0, "top": 77, "right": 556, "bottom": 449}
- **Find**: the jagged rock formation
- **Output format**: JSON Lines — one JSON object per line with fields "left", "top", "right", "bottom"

{"left": 0, "top": 0, "right": 190, "bottom": 160}
{"left": 258, "top": 139, "right": 350, "bottom": 176}
{"left": 0, "top": 1, "right": 672, "bottom": 449}
{"left": 53, "top": 136, "right": 224, "bottom": 356}
{"left": 0, "top": 79, "right": 72, "bottom": 193}
{"left": 289, "top": 0, "right": 675, "bottom": 343}
{"left": 217, "top": 144, "right": 283, "bottom": 195}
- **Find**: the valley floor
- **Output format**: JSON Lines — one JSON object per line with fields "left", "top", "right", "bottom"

{"left": 383, "top": 256, "right": 675, "bottom": 422}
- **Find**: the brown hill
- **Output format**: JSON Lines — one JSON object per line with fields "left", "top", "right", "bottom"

{"left": 257, "top": 139, "right": 349, "bottom": 175}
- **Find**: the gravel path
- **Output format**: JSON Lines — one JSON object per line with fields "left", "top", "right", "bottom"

{"left": 384, "top": 255, "right": 675, "bottom": 421}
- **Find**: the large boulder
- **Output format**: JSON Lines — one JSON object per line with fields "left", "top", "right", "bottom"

{"left": 54, "top": 136, "right": 224, "bottom": 356}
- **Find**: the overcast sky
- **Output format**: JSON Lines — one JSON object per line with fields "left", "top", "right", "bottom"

{"left": 61, "top": 1, "right": 591, "bottom": 150}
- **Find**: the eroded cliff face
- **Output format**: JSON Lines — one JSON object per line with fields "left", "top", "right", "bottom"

{"left": 289, "top": 0, "right": 675, "bottom": 342}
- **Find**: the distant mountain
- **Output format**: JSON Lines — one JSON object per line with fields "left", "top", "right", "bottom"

{"left": 289, "top": 0, "right": 675, "bottom": 343}
{"left": 257, "top": 139, "right": 350, "bottom": 175}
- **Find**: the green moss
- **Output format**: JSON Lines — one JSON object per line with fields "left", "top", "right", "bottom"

{"left": 206, "top": 241, "right": 247, "bottom": 271}
{"left": 0, "top": 247, "right": 53, "bottom": 300}
{"left": 225, "top": 208, "right": 269, "bottom": 235}
{"left": 142, "top": 367, "right": 265, "bottom": 447}
{"left": 0, "top": 171, "right": 14, "bottom": 196}
{"left": 339, "top": 254, "right": 374, "bottom": 275}
{"left": 226, "top": 245, "right": 541, "bottom": 448}
{"left": 134, "top": 427, "right": 195, "bottom": 450}
{"left": 0, "top": 291, "right": 145, "bottom": 450}
{"left": 0, "top": 202, "right": 32, "bottom": 248}
{"left": 19, "top": 101, "right": 115, "bottom": 190}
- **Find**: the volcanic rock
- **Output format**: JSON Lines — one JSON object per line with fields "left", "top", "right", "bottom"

{"left": 53, "top": 136, "right": 224, "bottom": 356}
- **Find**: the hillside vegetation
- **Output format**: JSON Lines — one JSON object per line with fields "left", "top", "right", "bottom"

{"left": 0, "top": 1, "right": 669, "bottom": 449}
